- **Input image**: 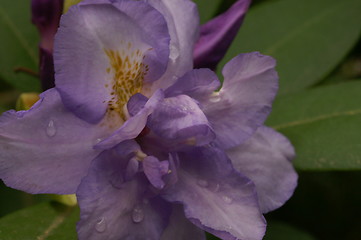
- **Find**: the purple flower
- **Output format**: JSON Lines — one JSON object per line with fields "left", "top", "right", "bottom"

{"left": 0, "top": 1, "right": 297, "bottom": 240}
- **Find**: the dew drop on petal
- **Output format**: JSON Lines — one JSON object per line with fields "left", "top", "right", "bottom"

{"left": 46, "top": 120, "right": 56, "bottom": 137}
{"left": 222, "top": 195, "right": 233, "bottom": 204}
{"left": 132, "top": 206, "right": 144, "bottom": 223}
{"left": 95, "top": 217, "right": 107, "bottom": 233}
{"left": 197, "top": 179, "right": 208, "bottom": 188}
{"left": 209, "top": 92, "right": 221, "bottom": 103}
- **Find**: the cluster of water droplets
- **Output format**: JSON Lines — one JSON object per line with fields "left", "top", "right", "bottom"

{"left": 132, "top": 205, "right": 144, "bottom": 223}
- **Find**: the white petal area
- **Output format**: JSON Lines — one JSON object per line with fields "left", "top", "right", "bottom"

{"left": 145, "top": 0, "right": 200, "bottom": 93}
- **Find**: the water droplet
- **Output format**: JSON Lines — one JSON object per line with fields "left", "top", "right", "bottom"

{"left": 46, "top": 120, "right": 56, "bottom": 137}
{"left": 132, "top": 206, "right": 144, "bottom": 223}
{"left": 222, "top": 195, "right": 233, "bottom": 204}
{"left": 209, "top": 92, "right": 221, "bottom": 103}
{"left": 95, "top": 138, "right": 102, "bottom": 144}
{"left": 197, "top": 179, "right": 209, "bottom": 188}
{"left": 95, "top": 217, "right": 107, "bottom": 233}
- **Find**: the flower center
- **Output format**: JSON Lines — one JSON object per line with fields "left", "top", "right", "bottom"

{"left": 104, "top": 42, "right": 149, "bottom": 120}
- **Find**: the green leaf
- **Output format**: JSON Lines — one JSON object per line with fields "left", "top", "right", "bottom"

{"left": 0, "top": 1, "right": 41, "bottom": 92}
{"left": 264, "top": 221, "right": 316, "bottom": 240}
{"left": 219, "top": 0, "right": 361, "bottom": 94}
{"left": 0, "top": 202, "right": 79, "bottom": 240}
{"left": 267, "top": 81, "right": 361, "bottom": 170}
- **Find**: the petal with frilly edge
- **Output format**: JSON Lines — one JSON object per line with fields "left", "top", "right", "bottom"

{"left": 0, "top": 89, "right": 109, "bottom": 194}
{"left": 203, "top": 52, "right": 279, "bottom": 149}
{"left": 194, "top": 0, "right": 251, "bottom": 70}
{"left": 227, "top": 126, "right": 298, "bottom": 213}
{"left": 95, "top": 89, "right": 164, "bottom": 150}
{"left": 146, "top": 0, "right": 199, "bottom": 92}
{"left": 161, "top": 204, "right": 206, "bottom": 240}
{"left": 148, "top": 94, "right": 215, "bottom": 147}
{"left": 54, "top": 0, "right": 170, "bottom": 123}
{"left": 162, "top": 147, "right": 266, "bottom": 240}
{"left": 77, "top": 142, "right": 171, "bottom": 240}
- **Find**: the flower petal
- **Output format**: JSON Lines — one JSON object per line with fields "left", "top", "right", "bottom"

{"left": 95, "top": 89, "right": 164, "bottom": 150}
{"left": 54, "top": 0, "right": 170, "bottom": 123}
{"left": 203, "top": 52, "right": 279, "bottom": 149}
{"left": 148, "top": 94, "right": 215, "bottom": 146}
{"left": 164, "top": 69, "right": 220, "bottom": 100}
{"left": 77, "top": 142, "right": 171, "bottom": 240}
{"left": 146, "top": 0, "right": 200, "bottom": 92}
{"left": 227, "top": 126, "right": 298, "bottom": 213}
{"left": 143, "top": 156, "right": 169, "bottom": 189}
{"left": 0, "top": 89, "right": 108, "bottom": 194}
{"left": 161, "top": 204, "right": 206, "bottom": 240}
{"left": 162, "top": 147, "right": 266, "bottom": 240}
{"left": 194, "top": 0, "right": 251, "bottom": 70}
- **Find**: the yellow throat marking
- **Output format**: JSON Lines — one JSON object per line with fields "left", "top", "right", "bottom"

{"left": 104, "top": 44, "right": 149, "bottom": 120}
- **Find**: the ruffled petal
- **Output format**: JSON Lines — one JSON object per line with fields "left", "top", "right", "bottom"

{"left": 162, "top": 147, "right": 266, "bottom": 240}
{"left": 161, "top": 204, "right": 206, "bottom": 240}
{"left": 146, "top": 0, "right": 200, "bottom": 92}
{"left": 194, "top": 0, "right": 251, "bottom": 70}
{"left": 227, "top": 126, "right": 298, "bottom": 213}
{"left": 54, "top": 0, "right": 170, "bottom": 123}
{"left": 148, "top": 94, "right": 215, "bottom": 146}
{"left": 95, "top": 89, "right": 164, "bottom": 150}
{"left": 0, "top": 89, "right": 108, "bottom": 194}
{"left": 164, "top": 69, "right": 220, "bottom": 100}
{"left": 203, "top": 52, "right": 279, "bottom": 149}
{"left": 77, "top": 142, "right": 171, "bottom": 240}
{"left": 143, "top": 156, "right": 169, "bottom": 189}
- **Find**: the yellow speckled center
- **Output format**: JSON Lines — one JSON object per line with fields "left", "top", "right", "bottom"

{"left": 104, "top": 43, "right": 149, "bottom": 120}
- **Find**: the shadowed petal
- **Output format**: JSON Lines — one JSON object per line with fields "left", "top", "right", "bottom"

{"left": 95, "top": 89, "right": 164, "bottom": 150}
{"left": 161, "top": 204, "right": 206, "bottom": 240}
{"left": 77, "top": 142, "right": 171, "bottom": 240}
{"left": 162, "top": 147, "right": 266, "bottom": 240}
{"left": 55, "top": 0, "right": 170, "bottom": 123}
{"left": 203, "top": 52, "right": 279, "bottom": 149}
{"left": 0, "top": 89, "right": 109, "bottom": 194}
{"left": 148, "top": 94, "right": 215, "bottom": 146}
{"left": 194, "top": 0, "right": 251, "bottom": 70}
{"left": 227, "top": 126, "right": 298, "bottom": 213}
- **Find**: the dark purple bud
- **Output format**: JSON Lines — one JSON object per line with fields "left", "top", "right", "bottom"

{"left": 31, "top": 0, "right": 63, "bottom": 90}
{"left": 193, "top": 0, "right": 251, "bottom": 70}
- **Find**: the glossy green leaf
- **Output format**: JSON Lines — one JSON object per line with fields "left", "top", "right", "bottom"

{"left": 0, "top": 202, "right": 79, "bottom": 240}
{"left": 220, "top": 0, "right": 361, "bottom": 94}
{"left": 267, "top": 81, "right": 361, "bottom": 170}
{"left": 264, "top": 221, "right": 316, "bottom": 240}
{"left": 0, "top": 1, "right": 41, "bottom": 92}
